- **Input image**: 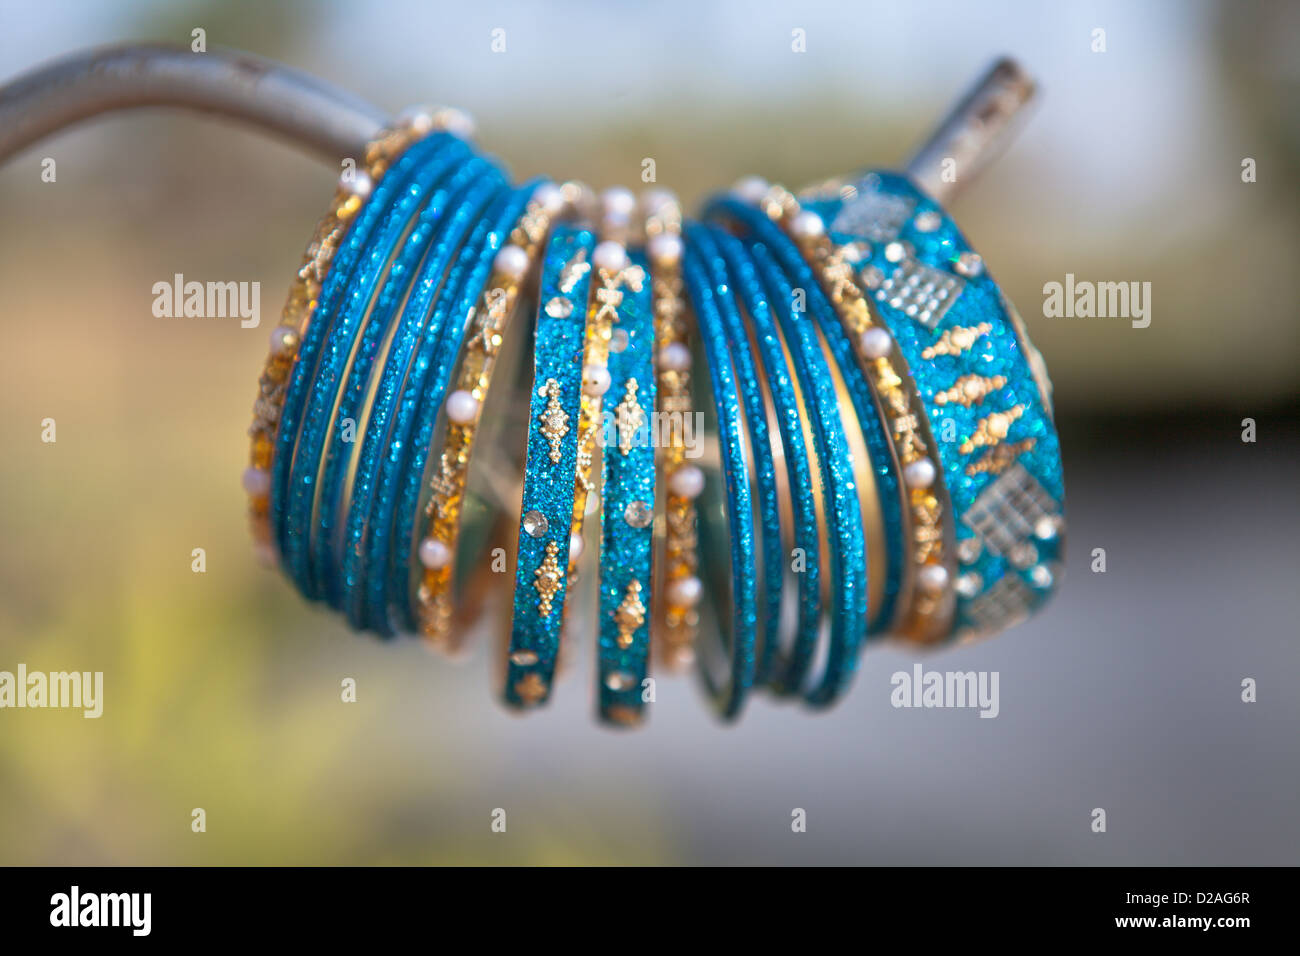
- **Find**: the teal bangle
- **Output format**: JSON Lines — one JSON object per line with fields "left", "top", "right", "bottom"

{"left": 682, "top": 232, "right": 758, "bottom": 719}
{"left": 596, "top": 248, "right": 656, "bottom": 726}
{"left": 684, "top": 222, "right": 785, "bottom": 688}
{"left": 503, "top": 224, "right": 597, "bottom": 709}
{"left": 798, "top": 171, "right": 1065, "bottom": 638}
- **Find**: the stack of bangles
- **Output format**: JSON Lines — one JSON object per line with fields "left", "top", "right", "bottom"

{"left": 244, "top": 107, "right": 1065, "bottom": 727}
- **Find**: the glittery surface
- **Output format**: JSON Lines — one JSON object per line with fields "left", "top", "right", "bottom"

{"left": 705, "top": 197, "right": 904, "bottom": 635}
{"left": 685, "top": 224, "right": 784, "bottom": 688}
{"left": 682, "top": 237, "right": 758, "bottom": 719}
{"left": 742, "top": 240, "right": 869, "bottom": 704}
{"left": 711, "top": 229, "right": 823, "bottom": 695}
{"left": 504, "top": 225, "right": 596, "bottom": 708}
{"left": 279, "top": 136, "right": 472, "bottom": 599}
{"left": 385, "top": 181, "right": 543, "bottom": 633}
{"left": 337, "top": 168, "right": 508, "bottom": 631}
{"left": 596, "top": 248, "right": 656, "bottom": 725}
{"left": 272, "top": 133, "right": 460, "bottom": 575}
{"left": 317, "top": 157, "right": 500, "bottom": 607}
{"left": 803, "top": 171, "right": 1066, "bottom": 636}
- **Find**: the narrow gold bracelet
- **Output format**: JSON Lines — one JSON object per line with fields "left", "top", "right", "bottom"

{"left": 567, "top": 204, "right": 645, "bottom": 582}
{"left": 415, "top": 182, "right": 578, "bottom": 646}
{"left": 644, "top": 194, "right": 699, "bottom": 670}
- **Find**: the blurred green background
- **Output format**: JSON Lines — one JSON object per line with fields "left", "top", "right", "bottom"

{"left": 1, "top": 0, "right": 1297, "bottom": 865}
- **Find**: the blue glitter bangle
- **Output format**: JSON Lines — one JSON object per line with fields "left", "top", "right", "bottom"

{"left": 739, "top": 236, "right": 871, "bottom": 705}
{"left": 384, "top": 180, "right": 548, "bottom": 635}
{"left": 271, "top": 132, "right": 464, "bottom": 575}
{"left": 681, "top": 236, "right": 758, "bottom": 720}
{"left": 316, "top": 156, "right": 504, "bottom": 607}
{"left": 683, "top": 223, "right": 784, "bottom": 688}
{"left": 335, "top": 167, "right": 509, "bottom": 631}
{"left": 706, "top": 227, "right": 823, "bottom": 697}
{"left": 704, "top": 195, "right": 905, "bottom": 637}
{"left": 503, "top": 224, "right": 597, "bottom": 709}
{"left": 595, "top": 247, "right": 656, "bottom": 726}
{"left": 279, "top": 135, "right": 473, "bottom": 599}
{"left": 798, "top": 171, "right": 1066, "bottom": 638}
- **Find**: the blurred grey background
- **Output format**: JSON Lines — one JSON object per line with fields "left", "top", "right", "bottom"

{"left": 0, "top": 0, "right": 1296, "bottom": 864}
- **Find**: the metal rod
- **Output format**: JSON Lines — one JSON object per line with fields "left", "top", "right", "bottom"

{"left": 904, "top": 57, "right": 1037, "bottom": 203}
{"left": 0, "top": 43, "right": 390, "bottom": 164}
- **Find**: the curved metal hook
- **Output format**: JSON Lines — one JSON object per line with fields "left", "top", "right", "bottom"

{"left": 0, "top": 43, "right": 390, "bottom": 164}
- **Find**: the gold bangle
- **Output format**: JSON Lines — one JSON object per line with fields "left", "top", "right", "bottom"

{"left": 643, "top": 194, "right": 700, "bottom": 670}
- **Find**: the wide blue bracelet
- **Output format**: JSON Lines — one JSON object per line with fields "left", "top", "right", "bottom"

{"left": 798, "top": 171, "right": 1065, "bottom": 637}
{"left": 279, "top": 135, "right": 473, "bottom": 599}
{"left": 595, "top": 247, "right": 656, "bottom": 726}
{"left": 503, "top": 224, "right": 597, "bottom": 708}
{"left": 335, "top": 167, "right": 509, "bottom": 630}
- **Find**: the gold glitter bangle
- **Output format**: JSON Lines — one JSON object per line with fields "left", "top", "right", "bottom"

{"left": 243, "top": 107, "right": 468, "bottom": 561}
{"left": 642, "top": 193, "right": 700, "bottom": 670}
{"left": 764, "top": 185, "right": 957, "bottom": 643}
{"left": 415, "top": 181, "right": 578, "bottom": 647}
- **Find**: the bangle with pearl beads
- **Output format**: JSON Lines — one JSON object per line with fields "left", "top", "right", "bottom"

{"left": 795, "top": 171, "right": 1065, "bottom": 640}
{"left": 342, "top": 174, "right": 530, "bottom": 634}
{"left": 642, "top": 192, "right": 701, "bottom": 671}
{"left": 765, "top": 184, "right": 957, "bottom": 642}
{"left": 414, "top": 179, "right": 574, "bottom": 647}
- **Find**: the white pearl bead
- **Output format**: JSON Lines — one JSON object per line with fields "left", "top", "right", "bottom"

{"left": 601, "top": 186, "right": 637, "bottom": 220}
{"left": 437, "top": 107, "right": 476, "bottom": 139}
{"left": 534, "top": 183, "right": 565, "bottom": 216}
{"left": 669, "top": 465, "right": 705, "bottom": 499}
{"left": 341, "top": 170, "right": 372, "bottom": 199}
{"left": 859, "top": 327, "right": 893, "bottom": 359}
{"left": 242, "top": 466, "right": 270, "bottom": 497}
{"left": 397, "top": 105, "right": 436, "bottom": 134}
{"left": 667, "top": 575, "right": 703, "bottom": 608}
{"left": 658, "top": 342, "right": 692, "bottom": 372}
{"left": 592, "top": 240, "right": 628, "bottom": 273}
{"left": 445, "top": 389, "right": 479, "bottom": 425}
{"left": 269, "top": 325, "right": 299, "bottom": 357}
{"left": 648, "top": 232, "right": 683, "bottom": 266}
{"left": 569, "top": 532, "right": 584, "bottom": 561}
{"left": 903, "top": 458, "right": 937, "bottom": 489}
{"left": 581, "top": 364, "right": 611, "bottom": 397}
{"left": 917, "top": 564, "right": 950, "bottom": 593}
{"left": 493, "top": 244, "right": 529, "bottom": 280}
{"left": 418, "top": 537, "right": 451, "bottom": 570}
{"left": 790, "top": 210, "right": 825, "bottom": 238}
{"left": 733, "top": 176, "right": 770, "bottom": 204}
